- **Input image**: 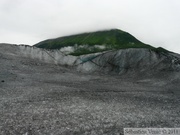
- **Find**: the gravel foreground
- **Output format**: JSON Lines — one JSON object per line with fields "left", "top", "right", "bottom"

{"left": 0, "top": 44, "right": 180, "bottom": 135}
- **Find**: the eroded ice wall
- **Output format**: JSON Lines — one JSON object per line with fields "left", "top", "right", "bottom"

{"left": 77, "top": 48, "right": 180, "bottom": 73}
{"left": 18, "top": 45, "right": 77, "bottom": 66}
{"left": 18, "top": 45, "right": 180, "bottom": 74}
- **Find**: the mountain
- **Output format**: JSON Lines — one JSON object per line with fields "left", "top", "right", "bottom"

{"left": 0, "top": 28, "right": 180, "bottom": 134}
{"left": 34, "top": 29, "right": 155, "bottom": 55}
{"left": 31, "top": 28, "right": 180, "bottom": 74}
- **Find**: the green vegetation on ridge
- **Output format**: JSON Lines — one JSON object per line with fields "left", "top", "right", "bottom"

{"left": 34, "top": 29, "right": 168, "bottom": 56}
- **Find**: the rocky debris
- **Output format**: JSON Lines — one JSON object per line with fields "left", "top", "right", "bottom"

{"left": 0, "top": 43, "right": 180, "bottom": 135}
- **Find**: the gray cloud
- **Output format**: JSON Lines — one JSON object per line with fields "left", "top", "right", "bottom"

{"left": 0, "top": 0, "right": 180, "bottom": 53}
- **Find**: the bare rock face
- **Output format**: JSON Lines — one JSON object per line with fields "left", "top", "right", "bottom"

{"left": 18, "top": 45, "right": 180, "bottom": 74}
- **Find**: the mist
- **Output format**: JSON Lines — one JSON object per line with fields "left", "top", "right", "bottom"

{"left": 0, "top": 0, "right": 180, "bottom": 53}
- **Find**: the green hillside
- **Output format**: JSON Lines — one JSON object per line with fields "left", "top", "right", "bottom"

{"left": 34, "top": 29, "right": 155, "bottom": 55}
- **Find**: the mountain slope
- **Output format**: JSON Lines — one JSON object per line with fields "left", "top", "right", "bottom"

{"left": 34, "top": 29, "right": 154, "bottom": 55}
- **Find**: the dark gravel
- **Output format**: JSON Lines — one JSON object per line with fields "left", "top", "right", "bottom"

{"left": 0, "top": 44, "right": 180, "bottom": 135}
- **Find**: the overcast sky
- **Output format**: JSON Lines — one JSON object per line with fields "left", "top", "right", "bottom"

{"left": 0, "top": 0, "right": 180, "bottom": 53}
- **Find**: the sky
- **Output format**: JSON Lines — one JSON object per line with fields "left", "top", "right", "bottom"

{"left": 0, "top": 0, "right": 180, "bottom": 53}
